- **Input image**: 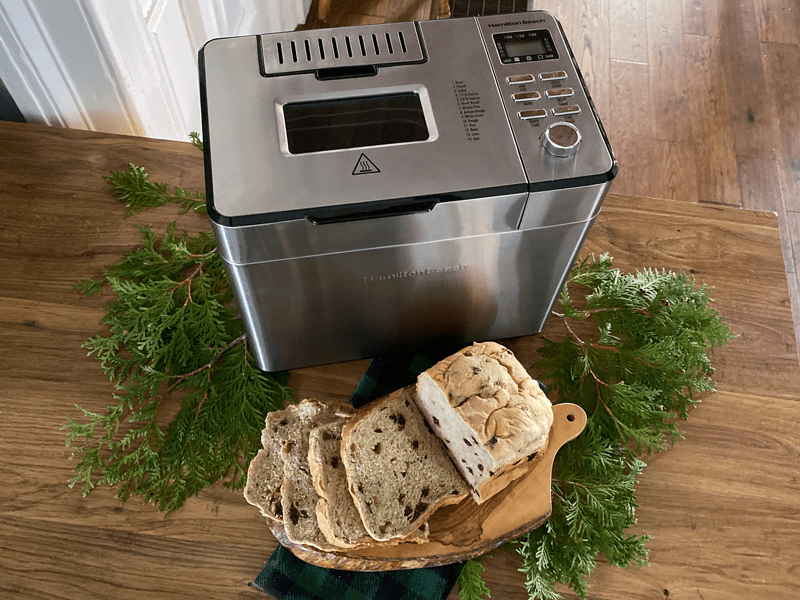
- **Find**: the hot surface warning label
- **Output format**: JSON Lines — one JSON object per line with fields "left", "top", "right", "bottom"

{"left": 352, "top": 154, "right": 380, "bottom": 175}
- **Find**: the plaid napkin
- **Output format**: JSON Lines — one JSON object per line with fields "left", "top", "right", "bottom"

{"left": 253, "top": 345, "right": 465, "bottom": 600}
{"left": 254, "top": 545, "right": 462, "bottom": 600}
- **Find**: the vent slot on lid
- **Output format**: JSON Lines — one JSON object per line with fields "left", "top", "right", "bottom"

{"left": 259, "top": 22, "right": 425, "bottom": 76}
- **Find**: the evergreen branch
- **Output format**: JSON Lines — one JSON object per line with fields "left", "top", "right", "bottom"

{"left": 66, "top": 167, "right": 292, "bottom": 512}
{"left": 514, "top": 253, "right": 735, "bottom": 600}
{"left": 457, "top": 555, "right": 492, "bottom": 600}
{"left": 104, "top": 164, "right": 206, "bottom": 216}
{"left": 189, "top": 131, "right": 204, "bottom": 152}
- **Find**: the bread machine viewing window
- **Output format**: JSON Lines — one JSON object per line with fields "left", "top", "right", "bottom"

{"left": 283, "top": 92, "right": 430, "bottom": 154}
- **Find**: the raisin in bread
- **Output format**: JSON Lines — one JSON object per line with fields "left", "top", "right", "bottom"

{"left": 243, "top": 399, "right": 349, "bottom": 521}
{"left": 415, "top": 341, "right": 553, "bottom": 503}
{"left": 341, "top": 386, "right": 469, "bottom": 542}
{"left": 309, "top": 419, "right": 430, "bottom": 548}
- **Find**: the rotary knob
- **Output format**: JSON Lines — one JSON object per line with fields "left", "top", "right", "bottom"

{"left": 542, "top": 122, "right": 581, "bottom": 157}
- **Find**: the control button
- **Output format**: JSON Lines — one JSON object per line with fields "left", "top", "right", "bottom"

{"left": 512, "top": 91, "right": 542, "bottom": 102}
{"left": 542, "top": 122, "right": 581, "bottom": 157}
{"left": 552, "top": 104, "right": 581, "bottom": 116}
{"left": 518, "top": 109, "right": 548, "bottom": 121}
{"left": 545, "top": 87, "right": 574, "bottom": 99}
{"left": 506, "top": 74, "right": 535, "bottom": 85}
{"left": 540, "top": 71, "right": 567, "bottom": 81}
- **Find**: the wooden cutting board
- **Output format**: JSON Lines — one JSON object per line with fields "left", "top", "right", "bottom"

{"left": 271, "top": 402, "right": 586, "bottom": 570}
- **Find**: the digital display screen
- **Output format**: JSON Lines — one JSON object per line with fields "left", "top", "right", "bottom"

{"left": 493, "top": 29, "right": 558, "bottom": 63}
{"left": 283, "top": 92, "right": 429, "bottom": 154}
{"left": 504, "top": 38, "right": 549, "bottom": 58}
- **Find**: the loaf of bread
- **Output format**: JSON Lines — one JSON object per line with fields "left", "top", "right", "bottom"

{"left": 280, "top": 404, "right": 354, "bottom": 551}
{"left": 243, "top": 399, "right": 350, "bottom": 521}
{"left": 308, "top": 419, "right": 429, "bottom": 548}
{"left": 415, "top": 341, "right": 553, "bottom": 503}
{"left": 341, "top": 386, "right": 469, "bottom": 542}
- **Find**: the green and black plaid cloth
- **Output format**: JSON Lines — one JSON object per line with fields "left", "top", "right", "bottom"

{"left": 254, "top": 544, "right": 462, "bottom": 600}
{"left": 253, "top": 345, "right": 465, "bottom": 600}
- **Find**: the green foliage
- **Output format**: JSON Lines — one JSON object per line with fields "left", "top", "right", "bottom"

{"left": 457, "top": 555, "right": 492, "bottom": 600}
{"left": 104, "top": 164, "right": 206, "bottom": 217}
{"left": 65, "top": 171, "right": 292, "bottom": 513}
{"left": 512, "top": 253, "right": 735, "bottom": 599}
{"left": 189, "top": 131, "right": 204, "bottom": 152}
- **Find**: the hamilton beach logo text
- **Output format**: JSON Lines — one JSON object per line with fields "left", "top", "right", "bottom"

{"left": 488, "top": 19, "right": 545, "bottom": 27}
{"left": 364, "top": 264, "right": 468, "bottom": 283}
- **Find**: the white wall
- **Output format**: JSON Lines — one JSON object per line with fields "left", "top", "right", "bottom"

{"left": 0, "top": 0, "right": 311, "bottom": 140}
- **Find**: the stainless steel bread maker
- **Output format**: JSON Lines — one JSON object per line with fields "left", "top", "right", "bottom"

{"left": 199, "top": 11, "right": 617, "bottom": 371}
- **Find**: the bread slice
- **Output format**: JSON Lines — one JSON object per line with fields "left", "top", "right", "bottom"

{"left": 309, "top": 419, "right": 431, "bottom": 549}
{"left": 280, "top": 401, "right": 354, "bottom": 550}
{"left": 242, "top": 448, "right": 279, "bottom": 519}
{"left": 341, "top": 386, "right": 469, "bottom": 542}
{"left": 243, "top": 399, "right": 349, "bottom": 521}
{"left": 308, "top": 419, "right": 376, "bottom": 548}
{"left": 415, "top": 341, "right": 553, "bottom": 503}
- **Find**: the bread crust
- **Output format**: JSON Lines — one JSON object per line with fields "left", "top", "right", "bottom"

{"left": 415, "top": 341, "right": 554, "bottom": 503}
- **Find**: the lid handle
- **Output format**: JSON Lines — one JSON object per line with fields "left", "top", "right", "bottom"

{"left": 306, "top": 198, "right": 437, "bottom": 225}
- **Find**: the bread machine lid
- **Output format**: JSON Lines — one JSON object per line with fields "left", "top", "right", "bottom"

{"left": 199, "top": 15, "right": 617, "bottom": 228}
{"left": 200, "top": 19, "right": 533, "bottom": 227}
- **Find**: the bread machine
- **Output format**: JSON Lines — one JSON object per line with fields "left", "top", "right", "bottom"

{"left": 199, "top": 11, "right": 617, "bottom": 372}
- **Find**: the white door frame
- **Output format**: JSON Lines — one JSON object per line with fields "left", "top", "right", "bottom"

{"left": 0, "top": 0, "right": 311, "bottom": 140}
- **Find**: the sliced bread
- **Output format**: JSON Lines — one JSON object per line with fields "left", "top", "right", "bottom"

{"left": 308, "top": 420, "right": 430, "bottom": 548}
{"left": 341, "top": 385, "right": 469, "bottom": 542}
{"left": 243, "top": 399, "right": 349, "bottom": 521}
{"left": 415, "top": 341, "right": 553, "bottom": 503}
{"left": 280, "top": 401, "right": 354, "bottom": 550}
{"left": 308, "top": 419, "right": 375, "bottom": 548}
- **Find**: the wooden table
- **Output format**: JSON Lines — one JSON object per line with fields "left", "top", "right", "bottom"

{"left": 1, "top": 121, "right": 798, "bottom": 600}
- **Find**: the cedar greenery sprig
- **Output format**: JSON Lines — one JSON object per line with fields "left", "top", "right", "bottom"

{"left": 189, "top": 131, "right": 204, "bottom": 151}
{"left": 65, "top": 159, "right": 293, "bottom": 513}
{"left": 104, "top": 163, "right": 206, "bottom": 217}
{"left": 457, "top": 254, "right": 734, "bottom": 600}
{"left": 455, "top": 554, "right": 492, "bottom": 600}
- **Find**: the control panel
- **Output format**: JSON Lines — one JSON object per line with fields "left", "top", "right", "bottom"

{"left": 477, "top": 12, "right": 614, "bottom": 181}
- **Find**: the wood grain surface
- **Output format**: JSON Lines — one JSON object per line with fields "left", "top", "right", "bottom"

{"left": 1, "top": 118, "right": 798, "bottom": 600}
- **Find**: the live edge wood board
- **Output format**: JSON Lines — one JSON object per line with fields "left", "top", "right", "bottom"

{"left": 1, "top": 122, "right": 799, "bottom": 600}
